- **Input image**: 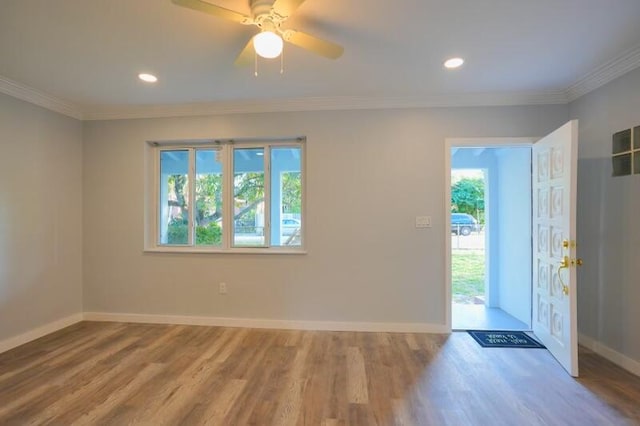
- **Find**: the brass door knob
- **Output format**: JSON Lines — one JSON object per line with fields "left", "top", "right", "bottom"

{"left": 558, "top": 257, "right": 570, "bottom": 296}
{"left": 559, "top": 256, "right": 570, "bottom": 268}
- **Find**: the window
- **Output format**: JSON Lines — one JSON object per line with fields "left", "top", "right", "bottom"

{"left": 612, "top": 126, "right": 640, "bottom": 176}
{"left": 148, "top": 139, "right": 305, "bottom": 252}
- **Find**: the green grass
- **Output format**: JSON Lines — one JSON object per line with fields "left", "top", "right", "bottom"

{"left": 452, "top": 250, "right": 485, "bottom": 303}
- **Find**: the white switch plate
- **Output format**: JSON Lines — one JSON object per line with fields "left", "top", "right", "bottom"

{"left": 415, "top": 216, "right": 432, "bottom": 228}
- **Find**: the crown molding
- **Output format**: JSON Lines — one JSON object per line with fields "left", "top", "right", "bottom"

{"left": 82, "top": 91, "right": 569, "bottom": 121}
{"left": 2, "top": 43, "right": 640, "bottom": 121}
{"left": 565, "top": 43, "right": 640, "bottom": 102}
{"left": 0, "top": 75, "right": 83, "bottom": 120}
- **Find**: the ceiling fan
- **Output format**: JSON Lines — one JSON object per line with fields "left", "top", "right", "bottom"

{"left": 172, "top": 0, "right": 344, "bottom": 66}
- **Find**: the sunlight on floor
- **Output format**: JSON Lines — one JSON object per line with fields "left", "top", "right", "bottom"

{"left": 452, "top": 304, "right": 529, "bottom": 330}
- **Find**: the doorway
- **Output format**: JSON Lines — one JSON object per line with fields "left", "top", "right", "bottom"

{"left": 445, "top": 123, "right": 580, "bottom": 376}
{"left": 446, "top": 141, "right": 535, "bottom": 331}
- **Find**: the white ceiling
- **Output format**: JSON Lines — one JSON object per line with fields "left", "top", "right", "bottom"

{"left": 1, "top": 0, "right": 640, "bottom": 119}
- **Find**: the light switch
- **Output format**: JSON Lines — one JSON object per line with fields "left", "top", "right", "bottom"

{"left": 415, "top": 216, "right": 432, "bottom": 228}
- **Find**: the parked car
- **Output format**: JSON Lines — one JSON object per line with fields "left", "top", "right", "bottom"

{"left": 451, "top": 213, "right": 479, "bottom": 236}
{"left": 282, "top": 218, "right": 301, "bottom": 236}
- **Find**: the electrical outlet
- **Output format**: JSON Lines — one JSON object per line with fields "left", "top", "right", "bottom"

{"left": 219, "top": 282, "right": 228, "bottom": 295}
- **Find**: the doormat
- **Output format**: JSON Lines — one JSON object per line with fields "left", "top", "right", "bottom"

{"left": 467, "top": 330, "right": 546, "bottom": 348}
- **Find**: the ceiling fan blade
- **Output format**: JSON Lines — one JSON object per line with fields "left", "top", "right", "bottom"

{"left": 234, "top": 37, "right": 255, "bottom": 67}
{"left": 283, "top": 30, "right": 344, "bottom": 59}
{"left": 171, "top": 0, "right": 252, "bottom": 25}
{"left": 271, "top": 0, "right": 307, "bottom": 19}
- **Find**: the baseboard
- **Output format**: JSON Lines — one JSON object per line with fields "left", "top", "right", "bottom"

{"left": 0, "top": 311, "right": 448, "bottom": 354}
{"left": 0, "top": 313, "right": 84, "bottom": 354}
{"left": 83, "top": 312, "right": 449, "bottom": 334}
{"left": 579, "top": 333, "right": 640, "bottom": 377}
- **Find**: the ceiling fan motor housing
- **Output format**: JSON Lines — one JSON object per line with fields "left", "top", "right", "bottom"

{"left": 250, "top": 0, "right": 281, "bottom": 25}
{"left": 171, "top": 0, "right": 344, "bottom": 62}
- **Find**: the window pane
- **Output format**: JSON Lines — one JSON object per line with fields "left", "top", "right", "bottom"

{"left": 159, "top": 150, "right": 189, "bottom": 245}
{"left": 612, "top": 153, "right": 632, "bottom": 177}
{"left": 233, "top": 148, "right": 265, "bottom": 246}
{"left": 612, "top": 129, "right": 631, "bottom": 154}
{"left": 271, "top": 147, "right": 302, "bottom": 246}
{"left": 195, "top": 149, "right": 223, "bottom": 246}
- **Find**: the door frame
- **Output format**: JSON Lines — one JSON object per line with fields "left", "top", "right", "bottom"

{"left": 444, "top": 137, "right": 538, "bottom": 332}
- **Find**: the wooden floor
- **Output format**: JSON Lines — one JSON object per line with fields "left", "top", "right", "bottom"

{"left": 0, "top": 322, "right": 639, "bottom": 425}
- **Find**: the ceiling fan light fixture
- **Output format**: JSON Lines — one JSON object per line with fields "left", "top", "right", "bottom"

{"left": 254, "top": 31, "right": 283, "bottom": 59}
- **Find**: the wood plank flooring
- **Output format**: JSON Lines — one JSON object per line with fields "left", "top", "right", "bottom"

{"left": 0, "top": 321, "right": 639, "bottom": 425}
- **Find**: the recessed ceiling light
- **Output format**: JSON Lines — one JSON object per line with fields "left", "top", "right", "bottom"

{"left": 138, "top": 73, "right": 158, "bottom": 83}
{"left": 444, "top": 57, "right": 465, "bottom": 69}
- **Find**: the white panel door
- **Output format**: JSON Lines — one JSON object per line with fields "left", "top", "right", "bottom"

{"left": 532, "top": 120, "right": 579, "bottom": 377}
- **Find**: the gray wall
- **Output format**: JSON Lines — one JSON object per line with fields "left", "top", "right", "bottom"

{"left": 82, "top": 105, "right": 567, "bottom": 326}
{"left": 0, "top": 93, "right": 83, "bottom": 342}
{"left": 2, "top": 62, "right": 638, "bottom": 364}
{"left": 570, "top": 66, "right": 640, "bottom": 361}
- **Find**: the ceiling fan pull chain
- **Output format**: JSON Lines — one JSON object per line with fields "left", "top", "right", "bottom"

{"left": 254, "top": 52, "right": 259, "bottom": 77}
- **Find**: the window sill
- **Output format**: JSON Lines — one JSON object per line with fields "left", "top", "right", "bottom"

{"left": 143, "top": 247, "right": 307, "bottom": 255}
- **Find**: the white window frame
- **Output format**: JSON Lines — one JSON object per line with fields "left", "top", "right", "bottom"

{"left": 144, "top": 138, "right": 306, "bottom": 254}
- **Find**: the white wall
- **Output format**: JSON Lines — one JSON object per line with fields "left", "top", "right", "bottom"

{"left": 570, "top": 66, "right": 640, "bottom": 362}
{"left": 82, "top": 105, "right": 568, "bottom": 327}
{"left": 496, "top": 147, "right": 532, "bottom": 324}
{"left": 0, "top": 93, "right": 83, "bottom": 343}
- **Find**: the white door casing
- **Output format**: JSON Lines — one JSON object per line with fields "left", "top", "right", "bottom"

{"left": 532, "top": 120, "right": 579, "bottom": 377}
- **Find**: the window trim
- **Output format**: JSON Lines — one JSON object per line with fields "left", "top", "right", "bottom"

{"left": 144, "top": 138, "right": 306, "bottom": 254}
